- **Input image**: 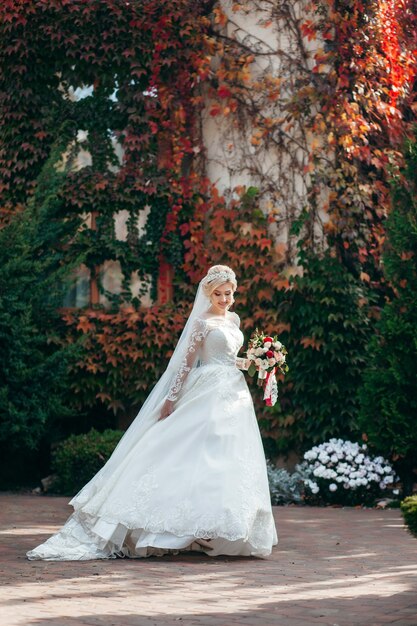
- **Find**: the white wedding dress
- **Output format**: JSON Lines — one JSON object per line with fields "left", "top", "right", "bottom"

{"left": 27, "top": 313, "right": 278, "bottom": 560}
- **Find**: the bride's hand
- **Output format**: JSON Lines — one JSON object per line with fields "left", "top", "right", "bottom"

{"left": 236, "top": 357, "right": 251, "bottom": 370}
{"left": 159, "top": 399, "right": 175, "bottom": 421}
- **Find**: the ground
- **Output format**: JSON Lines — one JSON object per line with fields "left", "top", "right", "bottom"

{"left": 1, "top": 494, "right": 417, "bottom": 626}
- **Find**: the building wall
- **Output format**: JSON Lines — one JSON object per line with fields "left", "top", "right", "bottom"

{"left": 202, "top": 0, "right": 328, "bottom": 261}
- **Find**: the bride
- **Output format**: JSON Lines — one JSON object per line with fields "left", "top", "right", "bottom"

{"left": 27, "top": 265, "right": 278, "bottom": 560}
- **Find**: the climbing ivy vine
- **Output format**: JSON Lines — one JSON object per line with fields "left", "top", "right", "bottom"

{"left": 1, "top": 0, "right": 417, "bottom": 458}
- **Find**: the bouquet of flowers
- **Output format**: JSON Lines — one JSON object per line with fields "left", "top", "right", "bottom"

{"left": 246, "top": 329, "right": 288, "bottom": 406}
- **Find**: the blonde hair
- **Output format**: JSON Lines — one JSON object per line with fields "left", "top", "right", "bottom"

{"left": 201, "top": 264, "right": 237, "bottom": 297}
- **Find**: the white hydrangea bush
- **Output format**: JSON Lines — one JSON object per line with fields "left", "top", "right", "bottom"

{"left": 296, "top": 438, "right": 399, "bottom": 505}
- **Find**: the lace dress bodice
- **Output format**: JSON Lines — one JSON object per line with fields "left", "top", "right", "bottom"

{"left": 167, "top": 313, "right": 244, "bottom": 401}
{"left": 199, "top": 318, "right": 243, "bottom": 366}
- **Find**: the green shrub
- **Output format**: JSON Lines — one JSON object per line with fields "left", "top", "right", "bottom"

{"left": 266, "top": 460, "right": 303, "bottom": 505}
{"left": 358, "top": 132, "right": 417, "bottom": 492}
{"left": 0, "top": 134, "right": 84, "bottom": 453}
{"left": 274, "top": 247, "right": 372, "bottom": 452}
{"left": 400, "top": 496, "right": 417, "bottom": 538}
{"left": 51, "top": 428, "right": 124, "bottom": 495}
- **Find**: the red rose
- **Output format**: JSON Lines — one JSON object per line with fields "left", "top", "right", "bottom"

{"left": 266, "top": 350, "right": 274, "bottom": 358}
{"left": 264, "top": 336, "right": 273, "bottom": 343}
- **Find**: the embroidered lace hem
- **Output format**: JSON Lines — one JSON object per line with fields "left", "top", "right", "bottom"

{"left": 27, "top": 506, "right": 277, "bottom": 560}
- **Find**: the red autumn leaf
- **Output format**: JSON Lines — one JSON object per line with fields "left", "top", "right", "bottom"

{"left": 179, "top": 223, "right": 190, "bottom": 235}
{"left": 209, "top": 105, "right": 222, "bottom": 117}
{"left": 259, "top": 238, "right": 272, "bottom": 251}
{"left": 300, "top": 20, "right": 317, "bottom": 41}
{"left": 300, "top": 337, "right": 324, "bottom": 351}
{"left": 77, "top": 317, "right": 95, "bottom": 334}
{"left": 217, "top": 85, "right": 232, "bottom": 99}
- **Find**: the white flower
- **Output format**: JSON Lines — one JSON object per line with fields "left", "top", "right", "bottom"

{"left": 329, "top": 483, "right": 337, "bottom": 492}
{"left": 273, "top": 341, "right": 282, "bottom": 349}
{"left": 393, "top": 489, "right": 400, "bottom": 495}
{"left": 268, "top": 358, "right": 276, "bottom": 366}
{"left": 255, "top": 347, "right": 264, "bottom": 356}
{"left": 305, "top": 479, "right": 320, "bottom": 495}
{"left": 302, "top": 438, "right": 397, "bottom": 499}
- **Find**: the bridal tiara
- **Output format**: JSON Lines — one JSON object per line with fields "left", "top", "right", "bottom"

{"left": 202, "top": 270, "right": 236, "bottom": 285}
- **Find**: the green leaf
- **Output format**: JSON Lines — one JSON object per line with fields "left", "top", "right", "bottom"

{"left": 247, "top": 363, "right": 257, "bottom": 377}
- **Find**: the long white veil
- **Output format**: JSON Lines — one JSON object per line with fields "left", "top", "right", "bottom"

{"left": 70, "top": 281, "right": 210, "bottom": 502}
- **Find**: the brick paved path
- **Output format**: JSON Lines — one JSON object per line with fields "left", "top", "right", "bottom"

{"left": 1, "top": 494, "right": 416, "bottom": 626}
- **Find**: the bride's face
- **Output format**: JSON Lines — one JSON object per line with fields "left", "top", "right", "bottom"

{"left": 209, "top": 282, "right": 235, "bottom": 315}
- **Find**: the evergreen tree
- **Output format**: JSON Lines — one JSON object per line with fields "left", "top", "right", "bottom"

{"left": 359, "top": 132, "right": 417, "bottom": 493}
{"left": 0, "top": 133, "right": 85, "bottom": 477}
{"left": 276, "top": 247, "right": 372, "bottom": 453}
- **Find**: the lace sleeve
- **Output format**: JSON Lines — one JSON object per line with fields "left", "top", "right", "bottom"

{"left": 166, "top": 318, "right": 209, "bottom": 401}
{"left": 230, "top": 311, "right": 240, "bottom": 327}
{"left": 232, "top": 312, "right": 248, "bottom": 369}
